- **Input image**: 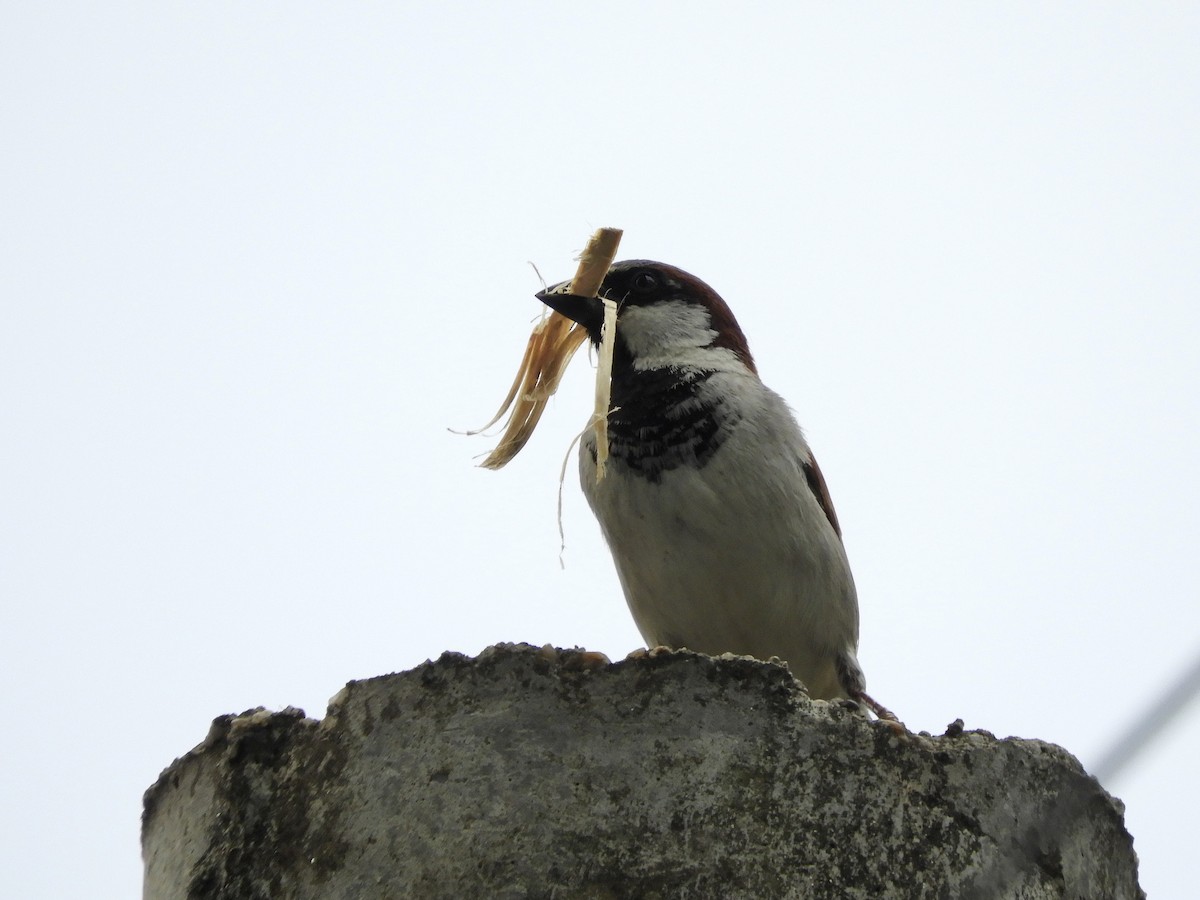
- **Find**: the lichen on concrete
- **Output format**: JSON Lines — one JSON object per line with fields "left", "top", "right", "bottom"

{"left": 143, "top": 643, "right": 1143, "bottom": 899}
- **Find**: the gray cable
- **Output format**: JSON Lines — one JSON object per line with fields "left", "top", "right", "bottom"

{"left": 1091, "top": 644, "right": 1200, "bottom": 784}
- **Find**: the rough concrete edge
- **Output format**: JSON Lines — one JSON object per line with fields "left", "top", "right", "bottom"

{"left": 142, "top": 706, "right": 317, "bottom": 831}
{"left": 143, "top": 642, "right": 1107, "bottom": 819}
{"left": 142, "top": 643, "right": 852, "bottom": 834}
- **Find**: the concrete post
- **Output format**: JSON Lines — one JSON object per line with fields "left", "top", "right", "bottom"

{"left": 143, "top": 644, "right": 1143, "bottom": 899}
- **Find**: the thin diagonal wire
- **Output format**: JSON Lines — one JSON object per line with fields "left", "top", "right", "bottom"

{"left": 1091, "top": 644, "right": 1200, "bottom": 784}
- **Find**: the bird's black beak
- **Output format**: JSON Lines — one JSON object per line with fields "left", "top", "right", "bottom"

{"left": 535, "top": 281, "right": 606, "bottom": 344}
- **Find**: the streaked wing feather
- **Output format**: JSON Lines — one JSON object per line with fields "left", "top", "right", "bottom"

{"left": 802, "top": 453, "right": 842, "bottom": 539}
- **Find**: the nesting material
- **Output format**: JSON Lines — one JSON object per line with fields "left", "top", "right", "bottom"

{"left": 476, "top": 228, "right": 622, "bottom": 472}
{"left": 592, "top": 293, "right": 619, "bottom": 480}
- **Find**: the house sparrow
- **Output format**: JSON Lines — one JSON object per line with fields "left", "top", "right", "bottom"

{"left": 538, "top": 260, "right": 894, "bottom": 719}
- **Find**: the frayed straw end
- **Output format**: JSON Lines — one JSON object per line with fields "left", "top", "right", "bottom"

{"left": 470, "top": 227, "right": 623, "bottom": 470}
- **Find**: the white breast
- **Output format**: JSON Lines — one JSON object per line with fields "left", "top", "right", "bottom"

{"left": 579, "top": 372, "right": 861, "bottom": 700}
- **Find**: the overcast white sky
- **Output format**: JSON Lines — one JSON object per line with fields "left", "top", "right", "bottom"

{"left": 3, "top": 4, "right": 1198, "bottom": 897}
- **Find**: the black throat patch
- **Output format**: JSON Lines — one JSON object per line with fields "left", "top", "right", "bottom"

{"left": 599, "top": 364, "right": 738, "bottom": 482}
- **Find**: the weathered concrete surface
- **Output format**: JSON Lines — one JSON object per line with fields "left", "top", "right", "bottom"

{"left": 143, "top": 644, "right": 1142, "bottom": 899}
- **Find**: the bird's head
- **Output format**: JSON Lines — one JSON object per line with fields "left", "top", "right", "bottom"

{"left": 536, "top": 260, "right": 757, "bottom": 375}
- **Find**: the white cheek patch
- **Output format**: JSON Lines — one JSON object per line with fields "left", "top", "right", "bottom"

{"left": 620, "top": 301, "right": 744, "bottom": 372}
{"left": 619, "top": 301, "right": 713, "bottom": 355}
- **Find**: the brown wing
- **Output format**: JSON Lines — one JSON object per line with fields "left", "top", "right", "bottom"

{"left": 802, "top": 453, "right": 843, "bottom": 539}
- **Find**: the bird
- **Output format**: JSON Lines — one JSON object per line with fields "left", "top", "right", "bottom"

{"left": 537, "top": 259, "right": 894, "bottom": 720}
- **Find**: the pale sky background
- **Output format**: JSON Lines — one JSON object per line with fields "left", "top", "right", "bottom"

{"left": 3, "top": 4, "right": 1198, "bottom": 898}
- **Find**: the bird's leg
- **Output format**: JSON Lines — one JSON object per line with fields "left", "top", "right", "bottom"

{"left": 852, "top": 689, "right": 908, "bottom": 735}
{"left": 855, "top": 690, "right": 898, "bottom": 722}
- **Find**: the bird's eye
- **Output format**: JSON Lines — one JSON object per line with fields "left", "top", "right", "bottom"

{"left": 631, "top": 272, "right": 658, "bottom": 293}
